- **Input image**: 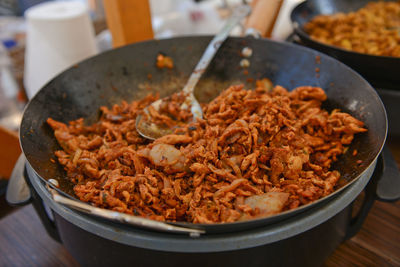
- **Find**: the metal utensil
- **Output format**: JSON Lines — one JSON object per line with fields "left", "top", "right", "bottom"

{"left": 48, "top": 186, "right": 205, "bottom": 236}
{"left": 136, "top": 5, "right": 251, "bottom": 140}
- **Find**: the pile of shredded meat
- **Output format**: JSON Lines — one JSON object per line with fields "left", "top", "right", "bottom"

{"left": 47, "top": 84, "right": 367, "bottom": 223}
{"left": 145, "top": 92, "right": 193, "bottom": 128}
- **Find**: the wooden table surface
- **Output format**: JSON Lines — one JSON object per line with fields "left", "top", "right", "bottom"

{"left": 1, "top": 137, "right": 399, "bottom": 266}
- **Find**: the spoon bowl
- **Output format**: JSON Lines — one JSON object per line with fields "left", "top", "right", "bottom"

{"left": 136, "top": 5, "right": 251, "bottom": 140}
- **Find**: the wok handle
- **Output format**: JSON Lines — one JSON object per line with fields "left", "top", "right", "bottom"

{"left": 29, "top": 178, "right": 62, "bottom": 243}
{"left": 6, "top": 154, "right": 31, "bottom": 205}
{"left": 345, "top": 155, "right": 382, "bottom": 239}
{"left": 6, "top": 154, "right": 61, "bottom": 243}
{"left": 345, "top": 145, "right": 400, "bottom": 239}
{"left": 376, "top": 145, "right": 400, "bottom": 202}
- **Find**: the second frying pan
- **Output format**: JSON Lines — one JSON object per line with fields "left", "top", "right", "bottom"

{"left": 290, "top": 0, "right": 400, "bottom": 90}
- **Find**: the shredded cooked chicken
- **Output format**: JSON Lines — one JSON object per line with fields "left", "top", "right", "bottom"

{"left": 145, "top": 92, "right": 193, "bottom": 129}
{"left": 48, "top": 84, "right": 367, "bottom": 223}
{"left": 305, "top": 1, "right": 400, "bottom": 57}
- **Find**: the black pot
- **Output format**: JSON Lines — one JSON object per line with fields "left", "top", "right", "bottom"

{"left": 6, "top": 149, "right": 399, "bottom": 267}
{"left": 6, "top": 36, "right": 400, "bottom": 266}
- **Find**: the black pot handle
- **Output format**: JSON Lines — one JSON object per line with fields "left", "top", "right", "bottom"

{"left": 6, "top": 154, "right": 61, "bottom": 243}
{"left": 345, "top": 155, "right": 382, "bottom": 239}
{"left": 6, "top": 154, "right": 31, "bottom": 205}
{"left": 376, "top": 145, "right": 400, "bottom": 202}
{"left": 346, "top": 145, "right": 400, "bottom": 239}
{"left": 28, "top": 177, "right": 62, "bottom": 243}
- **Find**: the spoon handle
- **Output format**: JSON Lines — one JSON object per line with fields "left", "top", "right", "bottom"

{"left": 182, "top": 5, "right": 252, "bottom": 95}
{"left": 49, "top": 187, "right": 205, "bottom": 236}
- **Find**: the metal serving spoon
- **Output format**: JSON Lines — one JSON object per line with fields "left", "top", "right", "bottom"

{"left": 136, "top": 5, "right": 251, "bottom": 140}
{"left": 48, "top": 187, "right": 205, "bottom": 236}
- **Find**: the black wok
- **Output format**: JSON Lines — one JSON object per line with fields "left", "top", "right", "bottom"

{"left": 20, "top": 36, "right": 387, "bottom": 233}
{"left": 291, "top": 0, "right": 400, "bottom": 90}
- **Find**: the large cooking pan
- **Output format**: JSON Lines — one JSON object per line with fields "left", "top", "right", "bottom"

{"left": 290, "top": 0, "right": 400, "bottom": 90}
{"left": 19, "top": 36, "right": 387, "bottom": 233}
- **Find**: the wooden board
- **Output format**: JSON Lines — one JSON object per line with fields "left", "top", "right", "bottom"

{"left": 246, "top": 0, "right": 284, "bottom": 37}
{"left": 0, "top": 126, "right": 20, "bottom": 179}
{"left": 103, "top": 0, "right": 153, "bottom": 48}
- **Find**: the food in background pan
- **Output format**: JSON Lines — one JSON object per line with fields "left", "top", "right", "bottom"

{"left": 304, "top": 1, "right": 400, "bottom": 57}
{"left": 47, "top": 84, "right": 366, "bottom": 223}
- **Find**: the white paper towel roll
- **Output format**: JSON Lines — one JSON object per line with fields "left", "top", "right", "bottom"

{"left": 24, "top": 1, "right": 98, "bottom": 99}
